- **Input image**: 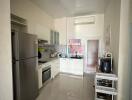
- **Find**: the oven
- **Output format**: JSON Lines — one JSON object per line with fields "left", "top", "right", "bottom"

{"left": 42, "top": 65, "right": 51, "bottom": 84}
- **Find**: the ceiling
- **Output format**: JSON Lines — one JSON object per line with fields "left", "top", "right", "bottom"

{"left": 30, "top": 0, "right": 110, "bottom": 18}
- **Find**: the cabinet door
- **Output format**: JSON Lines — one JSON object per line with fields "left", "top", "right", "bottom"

{"left": 50, "top": 61, "right": 55, "bottom": 78}
{"left": 50, "top": 30, "right": 55, "bottom": 44}
{"left": 67, "top": 59, "right": 74, "bottom": 74}
{"left": 53, "top": 59, "right": 60, "bottom": 77}
{"left": 55, "top": 32, "right": 59, "bottom": 45}
{"left": 50, "top": 31, "right": 59, "bottom": 45}
{"left": 74, "top": 59, "right": 84, "bottom": 75}
{"left": 50, "top": 59, "right": 60, "bottom": 78}
{"left": 60, "top": 58, "right": 68, "bottom": 73}
{"left": 55, "top": 59, "right": 60, "bottom": 75}
{"left": 38, "top": 66, "right": 42, "bottom": 89}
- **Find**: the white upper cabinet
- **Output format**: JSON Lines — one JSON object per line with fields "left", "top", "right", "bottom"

{"left": 50, "top": 30, "right": 59, "bottom": 45}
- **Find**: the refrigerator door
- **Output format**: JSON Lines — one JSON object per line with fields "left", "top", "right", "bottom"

{"left": 13, "top": 58, "right": 38, "bottom": 100}
{"left": 12, "top": 31, "right": 38, "bottom": 60}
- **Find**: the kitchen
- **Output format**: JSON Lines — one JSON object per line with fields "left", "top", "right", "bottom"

{"left": 0, "top": 0, "right": 121, "bottom": 100}
{"left": 11, "top": 13, "right": 87, "bottom": 100}
{"left": 2, "top": 0, "right": 132, "bottom": 99}
{"left": 10, "top": 2, "right": 102, "bottom": 100}
{"left": 10, "top": 0, "right": 107, "bottom": 100}
{"left": 11, "top": 0, "right": 87, "bottom": 99}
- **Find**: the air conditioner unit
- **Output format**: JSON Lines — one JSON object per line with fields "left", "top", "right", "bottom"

{"left": 74, "top": 16, "right": 95, "bottom": 25}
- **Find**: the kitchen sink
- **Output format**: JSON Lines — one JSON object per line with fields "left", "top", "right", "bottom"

{"left": 70, "top": 56, "right": 83, "bottom": 59}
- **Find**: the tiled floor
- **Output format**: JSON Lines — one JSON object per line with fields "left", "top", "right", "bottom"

{"left": 36, "top": 74, "right": 95, "bottom": 100}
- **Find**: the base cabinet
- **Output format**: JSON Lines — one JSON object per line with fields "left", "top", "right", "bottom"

{"left": 38, "top": 59, "right": 60, "bottom": 89}
{"left": 38, "top": 65, "right": 42, "bottom": 89}
{"left": 60, "top": 58, "right": 69, "bottom": 73}
{"left": 60, "top": 58, "right": 83, "bottom": 75}
{"left": 49, "top": 59, "right": 60, "bottom": 78}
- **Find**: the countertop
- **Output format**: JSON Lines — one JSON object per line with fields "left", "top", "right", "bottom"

{"left": 38, "top": 57, "right": 59, "bottom": 66}
{"left": 46, "top": 57, "right": 59, "bottom": 62}
{"left": 38, "top": 56, "right": 84, "bottom": 66}
{"left": 59, "top": 57, "right": 84, "bottom": 59}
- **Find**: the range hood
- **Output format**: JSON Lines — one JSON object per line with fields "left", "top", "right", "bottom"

{"left": 38, "top": 39, "right": 48, "bottom": 44}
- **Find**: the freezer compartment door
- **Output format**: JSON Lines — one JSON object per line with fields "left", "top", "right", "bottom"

{"left": 13, "top": 58, "right": 38, "bottom": 100}
{"left": 12, "top": 31, "right": 38, "bottom": 60}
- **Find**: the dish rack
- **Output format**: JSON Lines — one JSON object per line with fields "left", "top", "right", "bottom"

{"left": 95, "top": 73, "right": 118, "bottom": 100}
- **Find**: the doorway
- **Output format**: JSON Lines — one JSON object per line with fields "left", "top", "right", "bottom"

{"left": 86, "top": 40, "right": 99, "bottom": 73}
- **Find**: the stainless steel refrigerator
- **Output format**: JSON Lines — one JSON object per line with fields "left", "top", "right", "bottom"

{"left": 11, "top": 31, "right": 38, "bottom": 100}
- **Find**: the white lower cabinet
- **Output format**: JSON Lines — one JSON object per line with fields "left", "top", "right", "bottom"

{"left": 38, "top": 65, "right": 42, "bottom": 89}
{"left": 60, "top": 58, "right": 69, "bottom": 73}
{"left": 50, "top": 59, "right": 60, "bottom": 78}
{"left": 60, "top": 58, "right": 84, "bottom": 75}
{"left": 38, "top": 59, "right": 60, "bottom": 89}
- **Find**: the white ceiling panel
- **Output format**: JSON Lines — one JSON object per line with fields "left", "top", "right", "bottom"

{"left": 30, "top": 0, "right": 110, "bottom": 18}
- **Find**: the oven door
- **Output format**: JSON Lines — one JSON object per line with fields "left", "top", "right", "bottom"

{"left": 42, "top": 66, "right": 51, "bottom": 84}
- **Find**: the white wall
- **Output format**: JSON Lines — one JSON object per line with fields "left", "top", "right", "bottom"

{"left": 129, "top": 0, "right": 132, "bottom": 99}
{"left": 55, "top": 15, "right": 104, "bottom": 45}
{"left": 130, "top": 0, "right": 132, "bottom": 23}
{"left": 104, "top": 0, "right": 121, "bottom": 74}
{"left": 67, "top": 17, "right": 75, "bottom": 40}
{"left": 54, "top": 17, "right": 67, "bottom": 45}
{"left": 11, "top": 0, "right": 54, "bottom": 43}
{"left": 55, "top": 15, "right": 104, "bottom": 73}
{"left": 104, "top": 0, "right": 121, "bottom": 99}
{"left": 0, "top": 0, "right": 13, "bottom": 100}
{"left": 75, "top": 14, "right": 104, "bottom": 52}
{"left": 129, "top": 25, "right": 132, "bottom": 99}
{"left": 118, "top": 0, "right": 132, "bottom": 99}
{"left": 104, "top": 0, "right": 132, "bottom": 99}
{"left": 75, "top": 14, "right": 104, "bottom": 73}
{"left": 75, "top": 15, "right": 104, "bottom": 39}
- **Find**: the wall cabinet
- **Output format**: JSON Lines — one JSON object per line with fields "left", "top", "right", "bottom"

{"left": 60, "top": 58, "right": 84, "bottom": 75}
{"left": 50, "top": 30, "right": 59, "bottom": 45}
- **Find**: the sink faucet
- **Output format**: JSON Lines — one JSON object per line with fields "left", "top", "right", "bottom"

{"left": 75, "top": 51, "right": 78, "bottom": 57}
